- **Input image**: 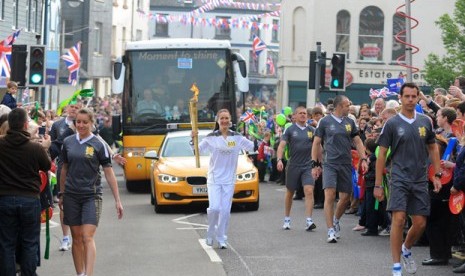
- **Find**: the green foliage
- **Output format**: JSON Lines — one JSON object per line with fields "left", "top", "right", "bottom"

{"left": 424, "top": 0, "right": 465, "bottom": 88}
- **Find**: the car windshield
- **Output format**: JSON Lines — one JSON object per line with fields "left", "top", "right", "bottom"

{"left": 162, "top": 135, "right": 209, "bottom": 157}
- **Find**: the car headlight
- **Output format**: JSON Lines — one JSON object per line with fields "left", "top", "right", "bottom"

{"left": 158, "top": 174, "right": 185, "bottom": 183}
{"left": 236, "top": 171, "right": 256, "bottom": 181}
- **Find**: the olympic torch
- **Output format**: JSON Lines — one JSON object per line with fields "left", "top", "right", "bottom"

{"left": 189, "top": 83, "right": 200, "bottom": 168}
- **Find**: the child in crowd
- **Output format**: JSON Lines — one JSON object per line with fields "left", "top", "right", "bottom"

{"left": 257, "top": 131, "right": 273, "bottom": 182}
{"left": 360, "top": 138, "right": 383, "bottom": 236}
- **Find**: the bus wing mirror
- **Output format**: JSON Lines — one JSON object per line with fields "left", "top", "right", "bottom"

{"left": 112, "top": 56, "right": 125, "bottom": 94}
{"left": 112, "top": 114, "right": 122, "bottom": 138}
{"left": 232, "top": 53, "right": 249, "bottom": 93}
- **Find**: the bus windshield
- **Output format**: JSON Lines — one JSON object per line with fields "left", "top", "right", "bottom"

{"left": 123, "top": 49, "right": 235, "bottom": 127}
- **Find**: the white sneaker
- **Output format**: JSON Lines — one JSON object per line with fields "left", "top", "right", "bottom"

{"left": 327, "top": 229, "right": 337, "bottom": 243}
{"left": 305, "top": 220, "right": 316, "bottom": 231}
{"left": 205, "top": 237, "right": 213, "bottom": 247}
{"left": 334, "top": 221, "right": 341, "bottom": 239}
{"left": 59, "top": 238, "right": 71, "bottom": 251}
{"left": 379, "top": 228, "right": 390, "bottom": 236}
{"left": 392, "top": 266, "right": 402, "bottom": 276}
{"left": 401, "top": 252, "right": 417, "bottom": 274}
{"left": 282, "top": 218, "right": 291, "bottom": 230}
{"left": 218, "top": 242, "right": 227, "bottom": 249}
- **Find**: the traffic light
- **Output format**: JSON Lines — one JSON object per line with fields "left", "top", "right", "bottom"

{"left": 330, "top": 52, "right": 346, "bottom": 91}
{"left": 308, "top": 51, "right": 326, "bottom": 90}
{"left": 29, "top": 45, "right": 45, "bottom": 85}
{"left": 10, "top": 45, "right": 27, "bottom": 86}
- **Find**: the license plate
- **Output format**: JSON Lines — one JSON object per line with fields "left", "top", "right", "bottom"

{"left": 193, "top": 186, "right": 208, "bottom": 194}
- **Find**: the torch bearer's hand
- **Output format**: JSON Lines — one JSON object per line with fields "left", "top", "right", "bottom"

{"left": 191, "top": 130, "right": 198, "bottom": 139}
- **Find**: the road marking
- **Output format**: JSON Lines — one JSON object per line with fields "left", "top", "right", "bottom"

{"left": 228, "top": 243, "right": 254, "bottom": 276}
{"left": 198, "top": 239, "right": 222, "bottom": 263}
{"left": 276, "top": 188, "right": 286, "bottom": 192}
{"left": 176, "top": 227, "right": 208, "bottom": 230}
{"left": 172, "top": 213, "right": 207, "bottom": 229}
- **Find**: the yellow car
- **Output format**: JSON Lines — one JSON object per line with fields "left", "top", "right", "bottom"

{"left": 144, "top": 130, "right": 259, "bottom": 213}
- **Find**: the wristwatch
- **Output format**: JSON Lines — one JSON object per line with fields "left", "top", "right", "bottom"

{"left": 310, "top": 160, "right": 319, "bottom": 168}
{"left": 434, "top": 172, "right": 443, "bottom": 179}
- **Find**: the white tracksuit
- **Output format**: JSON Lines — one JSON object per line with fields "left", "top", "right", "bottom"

{"left": 198, "top": 130, "right": 254, "bottom": 243}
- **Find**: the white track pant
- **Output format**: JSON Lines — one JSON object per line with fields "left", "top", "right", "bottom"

{"left": 206, "top": 184, "right": 235, "bottom": 243}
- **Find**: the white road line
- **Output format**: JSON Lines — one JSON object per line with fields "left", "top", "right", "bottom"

{"left": 172, "top": 213, "right": 207, "bottom": 229}
{"left": 198, "top": 239, "right": 222, "bottom": 263}
{"left": 275, "top": 188, "right": 286, "bottom": 192}
{"left": 228, "top": 243, "right": 254, "bottom": 276}
{"left": 176, "top": 227, "right": 208, "bottom": 230}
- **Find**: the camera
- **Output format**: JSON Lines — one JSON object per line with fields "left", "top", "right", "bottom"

{"left": 38, "top": 127, "right": 46, "bottom": 136}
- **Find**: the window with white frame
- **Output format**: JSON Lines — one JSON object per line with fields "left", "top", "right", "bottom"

{"left": 155, "top": 14, "right": 169, "bottom": 37}
{"left": 215, "top": 16, "right": 231, "bottom": 40}
{"left": 94, "top": 22, "right": 103, "bottom": 54}
{"left": 12, "top": 0, "right": 18, "bottom": 28}
{"left": 111, "top": 25, "right": 116, "bottom": 55}
{"left": 34, "top": 0, "right": 39, "bottom": 33}
{"left": 26, "top": 0, "right": 31, "bottom": 31}
{"left": 358, "top": 6, "right": 384, "bottom": 62}
{"left": 272, "top": 19, "right": 279, "bottom": 42}
{"left": 267, "top": 51, "right": 278, "bottom": 76}
{"left": 336, "top": 10, "right": 350, "bottom": 59}
{"left": 136, "top": 29, "right": 142, "bottom": 41}
{"left": 248, "top": 50, "right": 258, "bottom": 74}
{"left": 122, "top": 26, "right": 126, "bottom": 50}
{"left": 392, "top": 13, "right": 406, "bottom": 63}
{"left": 249, "top": 19, "right": 260, "bottom": 41}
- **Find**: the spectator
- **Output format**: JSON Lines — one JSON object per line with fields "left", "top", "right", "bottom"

{"left": 98, "top": 116, "right": 115, "bottom": 148}
{"left": 373, "top": 98, "right": 386, "bottom": 116}
{"left": 0, "top": 108, "right": 51, "bottom": 276}
{"left": 1, "top": 81, "right": 21, "bottom": 109}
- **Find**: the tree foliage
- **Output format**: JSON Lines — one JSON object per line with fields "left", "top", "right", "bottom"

{"left": 424, "top": 0, "right": 465, "bottom": 88}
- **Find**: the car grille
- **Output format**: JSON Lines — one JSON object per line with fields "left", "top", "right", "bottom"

{"left": 187, "top": 176, "right": 207, "bottom": 185}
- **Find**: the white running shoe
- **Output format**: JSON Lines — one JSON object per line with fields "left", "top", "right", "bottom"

{"left": 327, "top": 229, "right": 337, "bottom": 243}
{"left": 401, "top": 252, "right": 417, "bottom": 274}
{"left": 379, "top": 228, "right": 390, "bottom": 236}
{"left": 282, "top": 218, "right": 291, "bottom": 230}
{"left": 205, "top": 237, "right": 213, "bottom": 247}
{"left": 305, "top": 220, "right": 316, "bottom": 231}
{"left": 218, "top": 242, "right": 227, "bottom": 249}
{"left": 392, "top": 266, "right": 402, "bottom": 276}
{"left": 59, "top": 238, "right": 71, "bottom": 251}
{"left": 334, "top": 221, "right": 341, "bottom": 239}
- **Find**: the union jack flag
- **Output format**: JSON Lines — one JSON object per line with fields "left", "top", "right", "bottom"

{"left": 252, "top": 34, "right": 266, "bottom": 59}
{"left": 369, "top": 87, "right": 398, "bottom": 100}
{"left": 266, "top": 56, "right": 275, "bottom": 75}
{"left": 241, "top": 110, "right": 257, "bottom": 124}
{"left": 61, "top": 41, "right": 81, "bottom": 86}
{"left": 0, "top": 29, "right": 21, "bottom": 78}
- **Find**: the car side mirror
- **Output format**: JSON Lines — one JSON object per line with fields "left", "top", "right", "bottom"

{"left": 144, "top": 150, "right": 159, "bottom": 160}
